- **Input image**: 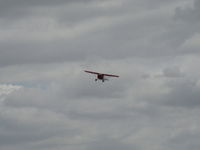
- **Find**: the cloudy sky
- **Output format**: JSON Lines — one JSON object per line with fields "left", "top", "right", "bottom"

{"left": 1, "top": 0, "right": 200, "bottom": 150}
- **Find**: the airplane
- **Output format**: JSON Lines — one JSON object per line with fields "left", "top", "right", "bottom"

{"left": 84, "top": 70, "right": 119, "bottom": 82}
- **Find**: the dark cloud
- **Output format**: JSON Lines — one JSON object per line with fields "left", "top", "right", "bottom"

{"left": 174, "top": 0, "right": 200, "bottom": 22}
{"left": 0, "top": 106, "right": 81, "bottom": 148}
{"left": 0, "top": 0, "right": 190, "bottom": 67}
{"left": 0, "top": 0, "right": 93, "bottom": 14}
{"left": 159, "top": 0, "right": 200, "bottom": 51}
{"left": 162, "top": 79, "right": 200, "bottom": 108}
{"left": 166, "top": 122, "right": 200, "bottom": 150}
{"left": 86, "top": 138, "right": 136, "bottom": 150}
{"left": 0, "top": 0, "right": 81, "bottom": 20}
{"left": 162, "top": 67, "right": 184, "bottom": 78}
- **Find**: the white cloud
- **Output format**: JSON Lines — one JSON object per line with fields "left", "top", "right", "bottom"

{"left": 0, "top": 84, "right": 21, "bottom": 103}
{"left": 0, "top": 84, "right": 21, "bottom": 95}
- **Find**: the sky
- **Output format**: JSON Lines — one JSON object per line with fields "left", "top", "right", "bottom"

{"left": 0, "top": 0, "right": 200, "bottom": 150}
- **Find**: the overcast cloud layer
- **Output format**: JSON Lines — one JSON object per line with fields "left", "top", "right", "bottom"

{"left": 1, "top": 0, "right": 200, "bottom": 150}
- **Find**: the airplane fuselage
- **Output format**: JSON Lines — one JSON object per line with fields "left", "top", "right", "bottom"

{"left": 97, "top": 74, "right": 104, "bottom": 80}
{"left": 96, "top": 74, "right": 107, "bottom": 82}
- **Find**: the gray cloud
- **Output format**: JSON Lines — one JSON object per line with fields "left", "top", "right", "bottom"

{"left": 0, "top": 105, "right": 81, "bottom": 148}
{"left": 161, "top": 66, "right": 184, "bottom": 78}
{"left": 159, "top": 0, "right": 200, "bottom": 52}
{"left": 162, "top": 79, "right": 200, "bottom": 108}
{"left": 1, "top": 0, "right": 200, "bottom": 150}
{"left": 163, "top": 68, "right": 182, "bottom": 78}
{"left": 86, "top": 137, "right": 136, "bottom": 150}
{"left": 0, "top": 0, "right": 93, "bottom": 18}
{"left": 0, "top": 0, "right": 191, "bottom": 67}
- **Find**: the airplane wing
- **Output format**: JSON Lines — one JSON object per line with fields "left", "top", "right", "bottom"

{"left": 84, "top": 70, "right": 119, "bottom": 77}
{"left": 84, "top": 70, "right": 100, "bottom": 75}
{"left": 102, "top": 73, "right": 119, "bottom": 77}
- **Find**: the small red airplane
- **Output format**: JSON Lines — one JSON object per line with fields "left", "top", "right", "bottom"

{"left": 84, "top": 70, "right": 119, "bottom": 82}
